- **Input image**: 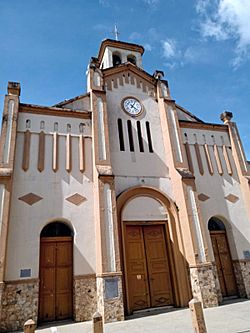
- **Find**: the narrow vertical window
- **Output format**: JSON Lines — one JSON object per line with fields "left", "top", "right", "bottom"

{"left": 137, "top": 121, "right": 144, "bottom": 152}
{"left": 117, "top": 119, "right": 125, "bottom": 151}
{"left": 146, "top": 121, "right": 153, "bottom": 153}
{"left": 127, "top": 120, "right": 134, "bottom": 152}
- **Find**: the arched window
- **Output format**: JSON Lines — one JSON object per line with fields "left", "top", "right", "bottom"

{"left": 208, "top": 217, "right": 226, "bottom": 231}
{"left": 112, "top": 53, "right": 121, "bottom": 66}
{"left": 26, "top": 119, "right": 31, "bottom": 129}
{"left": 127, "top": 54, "right": 136, "bottom": 65}
{"left": 41, "top": 222, "right": 73, "bottom": 237}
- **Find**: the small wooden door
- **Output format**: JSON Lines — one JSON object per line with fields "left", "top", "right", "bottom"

{"left": 210, "top": 231, "right": 237, "bottom": 297}
{"left": 39, "top": 237, "right": 73, "bottom": 322}
{"left": 125, "top": 224, "right": 173, "bottom": 313}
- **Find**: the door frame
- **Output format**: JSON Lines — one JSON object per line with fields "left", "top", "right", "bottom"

{"left": 122, "top": 220, "right": 176, "bottom": 314}
{"left": 38, "top": 235, "right": 73, "bottom": 323}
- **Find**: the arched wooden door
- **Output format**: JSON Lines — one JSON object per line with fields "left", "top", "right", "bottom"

{"left": 124, "top": 222, "right": 174, "bottom": 314}
{"left": 39, "top": 222, "right": 73, "bottom": 322}
{"left": 208, "top": 218, "right": 237, "bottom": 297}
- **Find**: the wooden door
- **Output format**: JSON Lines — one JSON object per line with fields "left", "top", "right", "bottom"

{"left": 125, "top": 224, "right": 173, "bottom": 313}
{"left": 144, "top": 225, "right": 174, "bottom": 307}
{"left": 39, "top": 237, "right": 73, "bottom": 322}
{"left": 125, "top": 225, "right": 150, "bottom": 312}
{"left": 210, "top": 231, "right": 237, "bottom": 297}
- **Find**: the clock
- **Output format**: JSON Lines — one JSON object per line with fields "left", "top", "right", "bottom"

{"left": 122, "top": 97, "right": 143, "bottom": 116}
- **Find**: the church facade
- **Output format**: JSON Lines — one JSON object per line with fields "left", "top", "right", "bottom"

{"left": 0, "top": 39, "right": 250, "bottom": 331}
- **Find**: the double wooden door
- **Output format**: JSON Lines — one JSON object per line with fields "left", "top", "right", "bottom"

{"left": 39, "top": 237, "right": 73, "bottom": 322}
{"left": 210, "top": 231, "right": 237, "bottom": 297}
{"left": 125, "top": 224, "right": 174, "bottom": 313}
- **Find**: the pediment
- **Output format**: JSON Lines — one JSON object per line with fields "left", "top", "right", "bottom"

{"left": 103, "top": 63, "right": 156, "bottom": 94}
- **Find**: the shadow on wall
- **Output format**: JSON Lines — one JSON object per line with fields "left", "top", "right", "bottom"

{"left": 207, "top": 214, "right": 250, "bottom": 299}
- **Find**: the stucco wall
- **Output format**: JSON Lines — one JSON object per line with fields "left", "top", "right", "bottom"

{"left": 106, "top": 80, "right": 174, "bottom": 206}
{"left": 122, "top": 196, "right": 168, "bottom": 221}
{"left": 181, "top": 127, "right": 250, "bottom": 260}
{"left": 61, "top": 95, "right": 90, "bottom": 111}
{"left": 5, "top": 113, "right": 96, "bottom": 280}
{"left": 106, "top": 83, "right": 169, "bottom": 177}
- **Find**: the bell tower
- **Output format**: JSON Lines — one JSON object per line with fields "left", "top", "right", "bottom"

{"left": 97, "top": 39, "right": 144, "bottom": 69}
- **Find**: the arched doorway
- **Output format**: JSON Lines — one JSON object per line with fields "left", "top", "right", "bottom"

{"left": 117, "top": 186, "right": 191, "bottom": 315}
{"left": 39, "top": 222, "right": 73, "bottom": 323}
{"left": 208, "top": 217, "right": 237, "bottom": 297}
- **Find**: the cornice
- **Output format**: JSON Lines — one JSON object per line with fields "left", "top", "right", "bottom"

{"left": 179, "top": 120, "right": 228, "bottom": 132}
{"left": 19, "top": 103, "right": 91, "bottom": 119}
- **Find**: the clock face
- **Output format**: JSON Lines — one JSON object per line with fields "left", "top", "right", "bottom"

{"left": 122, "top": 97, "right": 142, "bottom": 116}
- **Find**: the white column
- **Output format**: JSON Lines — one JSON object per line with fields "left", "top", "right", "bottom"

{"left": 103, "top": 183, "right": 116, "bottom": 272}
{"left": 188, "top": 186, "right": 206, "bottom": 262}
{"left": 0, "top": 184, "right": 6, "bottom": 234}
{"left": 97, "top": 98, "right": 106, "bottom": 161}
{"left": 169, "top": 107, "right": 183, "bottom": 163}
{"left": 233, "top": 126, "right": 248, "bottom": 172}
{"left": 3, "top": 100, "right": 14, "bottom": 163}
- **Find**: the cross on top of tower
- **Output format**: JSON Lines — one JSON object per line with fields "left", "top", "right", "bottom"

{"left": 112, "top": 24, "right": 120, "bottom": 41}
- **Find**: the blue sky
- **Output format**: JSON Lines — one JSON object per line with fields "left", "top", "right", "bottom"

{"left": 0, "top": 0, "right": 249, "bottom": 158}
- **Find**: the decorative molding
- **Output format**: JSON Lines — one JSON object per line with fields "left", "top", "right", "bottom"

{"left": 52, "top": 133, "right": 58, "bottom": 172}
{"left": 213, "top": 144, "right": 223, "bottom": 175}
{"left": 223, "top": 145, "right": 233, "bottom": 175}
{"left": 79, "top": 135, "right": 85, "bottom": 172}
{"left": 66, "top": 134, "right": 72, "bottom": 172}
{"left": 184, "top": 143, "right": 194, "bottom": 174}
{"left": 225, "top": 194, "right": 239, "bottom": 203}
{"left": 198, "top": 193, "right": 210, "bottom": 202}
{"left": 96, "top": 272, "right": 123, "bottom": 278}
{"left": 19, "top": 103, "right": 91, "bottom": 119}
{"left": 22, "top": 130, "right": 31, "bottom": 172}
{"left": 37, "top": 131, "right": 45, "bottom": 172}
{"left": 4, "top": 278, "right": 39, "bottom": 285}
{"left": 203, "top": 144, "right": 214, "bottom": 175}
{"left": 179, "top": 120, "right": 228, "bottom": 132}
{"left": 74, "top": 274, "right": 96, "bottom": 280}
{"left": 66, "top": 193, "right": 86, "bottom": 206}
{"left": 194, "top": 143, "right": 204, "bottom": 175}
{"left": 18, "top": 193, "right": 43, "bottom": 206}
{"left": 0, "top": 168, "right": 12, "bottom": 178}
{"left": 232, "top": 259, "right": 250, "bottom": 263}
